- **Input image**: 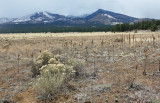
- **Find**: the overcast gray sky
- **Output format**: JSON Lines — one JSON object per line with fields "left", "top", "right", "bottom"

{"left": 0, "top": 0, "right": 160, "bottom": 19}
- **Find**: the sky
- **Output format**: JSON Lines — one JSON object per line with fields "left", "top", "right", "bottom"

{"left": 0, "top": 0, "right": 160, "bottom": 19}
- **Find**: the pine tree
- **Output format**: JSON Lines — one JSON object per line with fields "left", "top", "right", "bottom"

{"left": 150, "top": 24, "right": 157, "bottom": 31}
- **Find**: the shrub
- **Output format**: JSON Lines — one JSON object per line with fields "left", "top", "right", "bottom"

{"left": 59, "top": 54, "right": 68, "bottom": 64}
{"left": 31, "top": 50, "right": 53, "bottom": 76}
{"left": 32, "top": 50, "right": 85, "bottom": 100}
{"left": 36, "top": 50, "right": 53, "bottom": 65}
{"left": 67, "top": 58, "right": 85, "bottom": 77}
{"left": 35, "top": 71, "right": 65, "bottom": 99}
{"left": 39, "top": 63, "right": 75, "bottom": 80}
{"left": 30, "top": 60, "right": 40, "bottom": 76}
{"left": 34, "top": 62, "right": 75, "bottom": 99}
{"left": 31, "top": 51, "right": 84, "bottom": 77}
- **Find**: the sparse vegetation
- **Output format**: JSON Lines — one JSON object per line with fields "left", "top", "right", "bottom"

{"left": 0, "top": 32, "right": 160, "bottom": 103}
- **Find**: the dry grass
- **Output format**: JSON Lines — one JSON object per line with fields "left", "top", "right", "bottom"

{"left": 0, "top": 32, "right": 160, "bottom": 103}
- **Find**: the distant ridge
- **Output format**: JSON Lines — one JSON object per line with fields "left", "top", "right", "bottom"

{"left": 0, "top": 9, "right": 149, "bottom": 25}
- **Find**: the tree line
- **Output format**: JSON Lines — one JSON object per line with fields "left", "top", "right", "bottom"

{"left": 112, "top": 19, "right": 160, "bottom": 32}
{"left": 0, "top": 24, "right": 112, "bottom": 33}
{"left": 0, "top": 19, "right": 160, "bottom": 33}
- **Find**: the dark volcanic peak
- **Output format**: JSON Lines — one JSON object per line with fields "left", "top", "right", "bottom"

{"left": 85, "top": 9, "right": 138, "bottom": 25}
{"left": 85, "top": 9, "right": 109, "bottom": 20}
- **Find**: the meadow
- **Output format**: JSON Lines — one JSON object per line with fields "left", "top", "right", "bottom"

{"left": 0, "top": 32, "right": 160, "bottom": 103}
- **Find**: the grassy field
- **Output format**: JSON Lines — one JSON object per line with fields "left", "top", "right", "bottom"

{"left": 0, "top": 32, "right": 160, "bottom": 103}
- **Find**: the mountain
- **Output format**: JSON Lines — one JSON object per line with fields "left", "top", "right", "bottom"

{"left": 85, "top": 9, "right": 138, "bottom": 25}
{"left": 12, "top": 11, "right": 69, "bottom": 24}
{"left": 0, "top": 9, "right": 145, "bottom": 25}
{"left": 0, "top": 18, "right": 15, "bottom": 24}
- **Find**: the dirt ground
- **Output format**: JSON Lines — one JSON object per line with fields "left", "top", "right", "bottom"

{"left": 0, "top": 32, "right": 160, "bottom": 103}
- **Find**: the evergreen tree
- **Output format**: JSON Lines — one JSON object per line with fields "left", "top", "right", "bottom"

{"left": 150, "top": 24, "right": 157, "bottom": 31}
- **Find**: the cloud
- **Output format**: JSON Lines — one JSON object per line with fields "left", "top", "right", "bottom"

{"left": 0, "top": 0, "right": 160, "bottom": 19}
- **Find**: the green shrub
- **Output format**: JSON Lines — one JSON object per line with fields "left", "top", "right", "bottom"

{"left": 40, "top": 63, "right": 75, "bottom": 80}
{"left": 34, "top": 63, "right": 75, "bottom": 99}
{"left": 32, "top": 50, "right": 85, "bottom": 100}
{"left": 35, "top": 71, "right": 65, "bottom": 99}
{"left": 31, "top": 50, "right": 53, "bottom": 76}
{"left": 31, "top": 51, "right": 85, "bottom": 77}
{"left": 67, "top": 58, "right": 85, "bottom": 77}
{"left": 36, "top": 50, "right": 53, "bottom": 65}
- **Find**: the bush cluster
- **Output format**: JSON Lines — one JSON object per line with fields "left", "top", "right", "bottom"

{"left": 32, "top": 50, "right": 85, "bottom": 99}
